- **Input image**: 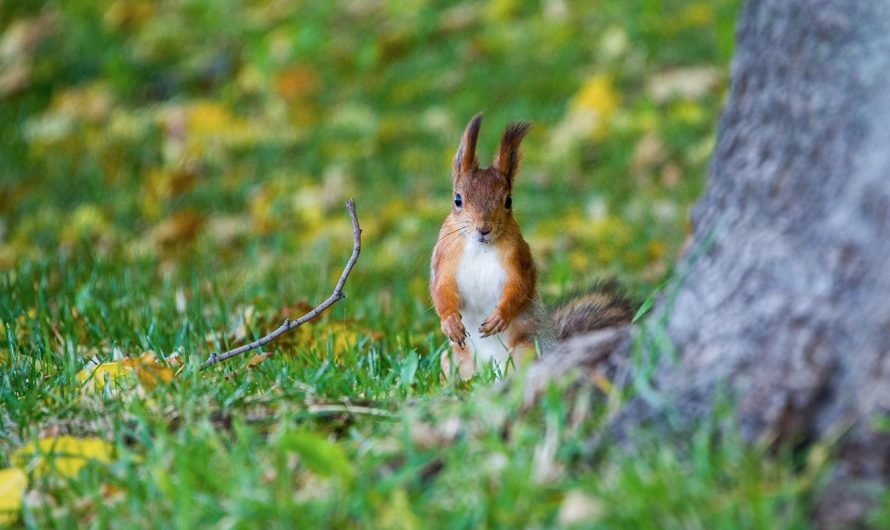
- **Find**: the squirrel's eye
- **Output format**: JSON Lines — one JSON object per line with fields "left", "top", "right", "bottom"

{"left": 454, "top": 193, "right": 463, "bottom": 208}
{"left": 505, "top": 196, "right": 512, "bottom": 209}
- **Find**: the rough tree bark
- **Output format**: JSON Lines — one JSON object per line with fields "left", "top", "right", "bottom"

{"left": 530, "top": 1, "right": 890, "bottom": 527}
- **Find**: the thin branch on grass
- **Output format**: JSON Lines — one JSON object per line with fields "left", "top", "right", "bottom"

{"left": 202, "top": 199, "right": 362, "bottom": 370}
{"left": 305, "top": 403, "right": 397, "bottom": 419}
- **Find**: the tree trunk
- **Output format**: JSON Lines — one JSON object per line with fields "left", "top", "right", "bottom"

{"left": 530, "top": 1, "right": 890, "bottom": 526}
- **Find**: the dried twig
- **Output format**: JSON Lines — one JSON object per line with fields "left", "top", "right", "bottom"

{"left": 305, "top": 403, "right": 397, "bottom": 419}
{"left": 202, "top": 199, "right": 362, "bottom": 370}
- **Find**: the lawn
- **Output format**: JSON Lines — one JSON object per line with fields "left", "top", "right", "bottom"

{"left": 0, "top": 0, "right": 830, "bottom": 527}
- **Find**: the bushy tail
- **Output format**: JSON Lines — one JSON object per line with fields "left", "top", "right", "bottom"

{"left": 551, "top": 280, "right": 635, "bottom": 341}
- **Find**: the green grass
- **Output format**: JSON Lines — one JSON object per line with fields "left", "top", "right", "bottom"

{"left": 0, "top": 0, "right": 839, "bottom": 527}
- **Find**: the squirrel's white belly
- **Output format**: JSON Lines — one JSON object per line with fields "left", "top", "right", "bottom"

{"left": 456, "top": 239, "right": 511, "bottom": 370}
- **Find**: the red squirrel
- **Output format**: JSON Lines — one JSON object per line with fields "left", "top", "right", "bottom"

{"left": 430, "top": 114, "right": 634, "bottom": 380}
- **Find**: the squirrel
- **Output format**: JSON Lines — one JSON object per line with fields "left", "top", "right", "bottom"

{"left": 429, "top": 113, "right": 635, "bottom": 380}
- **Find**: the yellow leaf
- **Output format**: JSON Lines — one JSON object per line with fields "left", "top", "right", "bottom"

{"left": 61, "top": 203, "right": 109, "bottom": 246}
{"left": 295, "top": 320, "right": 380, "bottom": 360}
{"left": 77, "top": 361, "right": 134, "bottom": 391}
{"left": 78, "top": 352, "right": 175, "bottom": 391}
{"left": 672, "top": 100, "right": 705, "bottom": 124}
{"left": 591, "top": 372, "right": 614, "bottom": 394}
{"left": 13, "top": 436, "right": 112, "bottom": 478}
{"left": 377, "top": 488, "right": 419, "bottom": 530}
{"left": 184, "top": 101, "right": 258, "bottom": 149}
{"left": 121, "top": 351, "right": 175, "bottom": 388}
{"left": 103, "top": 0, "right": 155, "bottom": 30}
{"left": 573, "top": 74, "right": 619, "bottom": 116}
{"left": 486, "top": 0, "right": 519, "bottom": 21}
{"left": 571, "top": 74, "right": 619, "bottom": 139}
{"left": 186, "top": 101, "right": 245, "bottom": 135}
{"left": 569, "top": 250, "right": 589, "bottom": 269}
{"left": 667, "top": 2, "right": 714, "bottom": 31}
{"left": 647, "top": 239, "right": 666, "bottom": 260}
{"left": 0, "top": 468, "right": 27, "bottom": 525}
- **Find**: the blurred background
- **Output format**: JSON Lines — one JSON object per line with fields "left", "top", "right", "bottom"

{"left": 0, "top": 0, "right": 738, "bottom": 355}
{"left": 2, "top": 3, "right": 773, "bottom": 526}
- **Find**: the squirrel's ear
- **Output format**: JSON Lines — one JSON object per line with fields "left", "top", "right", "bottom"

{"left": 493, "top": 121, "right": 531, "bottom": 185}
{"left": 453, "top": 113, "right": 483, "bottom": 178}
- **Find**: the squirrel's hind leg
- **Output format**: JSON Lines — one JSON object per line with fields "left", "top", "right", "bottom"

{"left": 441, "top": 343, "right": 476, "bottom": 381}
{"left": 507, "top": 315, "right": 540, "bottom": 368}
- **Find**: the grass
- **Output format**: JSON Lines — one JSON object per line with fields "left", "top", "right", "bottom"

{"left": 0, "top": 0, "right": 840, "bottom": 527}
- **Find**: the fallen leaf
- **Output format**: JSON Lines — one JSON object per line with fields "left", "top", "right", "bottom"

{"left": 248, "top": 352, "right": 272, "bottom": 367}
{"left": 274, "top": 65, "right": 319, "bottom": 100}
{"left": 631, "top": 132, "right": 666, "bottom": 174}
{"left": 647, "top": 66, "right": 720, "bottom": 102}
{"left": 0, "top": 12, "right": 57, "bottom": 98}
{"left": 668, "top": 2, "right": 714, "bottom": 30}
{"left": 0, "top": 468, "right": 27, "bottom": 525}
{"left": 219, "top": 301, "right": 380, "bottom": 358}
{"left": 149, "top": 210, "right": 204, "bottom": 251}
{"left": 141, "top": 166, "right": 201, "bottom": 220}
{"left": 13, "top": 436, "right": 112, "bottom": 478}
{"left": 205, "top": 214, "right": 252, "bottom": 247}
{"left": 78, "top": 351, "right": 176, "bottom": 391}
{"left": 122, "top": 351, "right": 176, "bottom": 387}
{"left": 549, "top": 73, "right": 621, "bottom": 156}
{"left": 54, "top": 82, "right": 113, "bottom": 123}
{"left": 660, "top": 161, "right": 682, "bottom": 187}
{"left": 282, "top": 300, "right": 315, "bottom": 316}
{"left": 591, "top": 372, "right": 614, "bottom": 394}
{"left": 78, "top": 360, "right": 133, "bottom": 391}
{"left": 60, "top": 203, "right": 110, "bottom": 247}
{"left": 103, "top": 0, "right": 155, "bottom": 30}
{"left": 377, "top": 488, "right": 419, "bottom": 530}
{"left": 164, "top": 100, "right": 262, "bottom": 152}
{"left": 571, "top": 74, "right": 619, "bottom": 139}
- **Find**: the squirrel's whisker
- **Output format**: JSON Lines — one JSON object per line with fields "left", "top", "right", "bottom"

{"left": 436, "top": 227, "right": 465, "bottom": 244}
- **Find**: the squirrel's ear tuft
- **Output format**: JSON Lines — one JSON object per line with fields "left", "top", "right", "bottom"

{"left": 493, "top": 121, "right": 531, "bottom": 185}
{"left": 454, "top": 113, "right": 483, "bottom": 178}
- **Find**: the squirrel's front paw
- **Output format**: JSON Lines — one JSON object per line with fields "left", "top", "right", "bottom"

{"left": 479, "top": 311, "right": 509, "bottom": 337}
{"left": 441, "top": 314, "right": 468, "bottom": 347}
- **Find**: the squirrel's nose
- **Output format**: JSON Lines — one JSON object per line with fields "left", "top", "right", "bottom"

{"left": 477, "top": 224, "right": 492, "bottom": 236}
